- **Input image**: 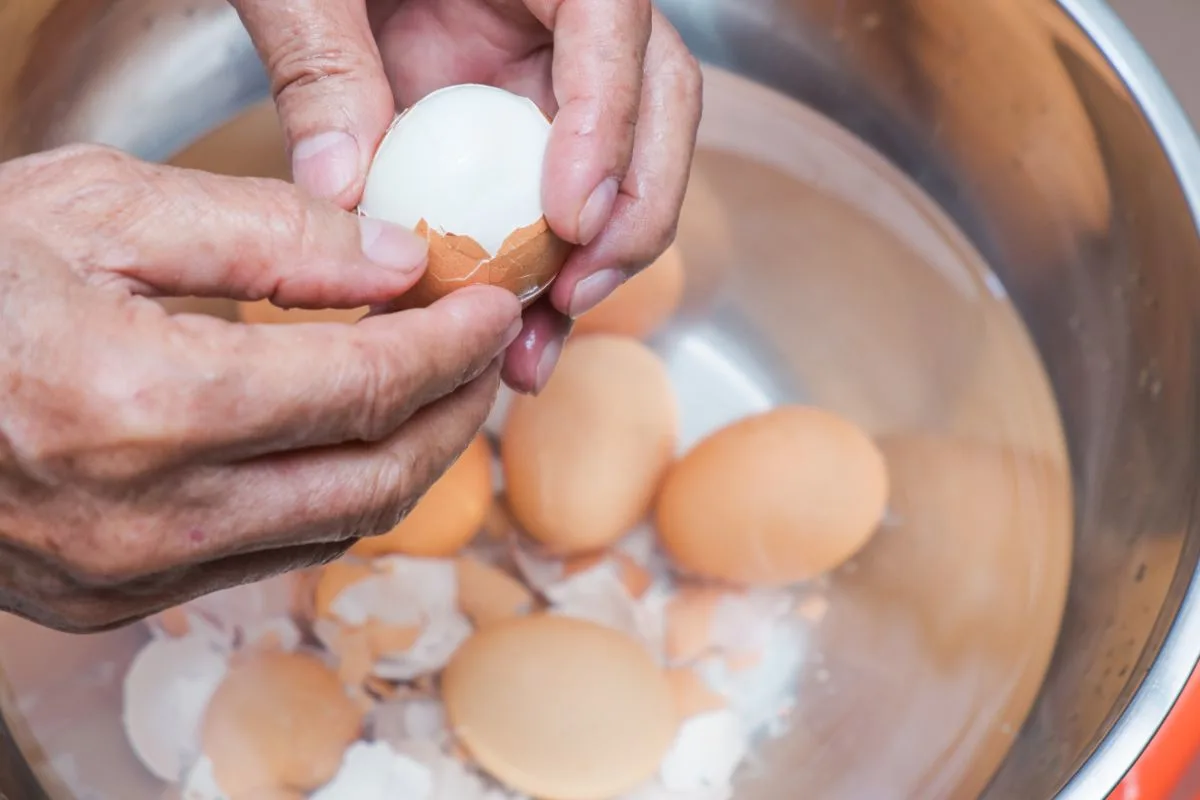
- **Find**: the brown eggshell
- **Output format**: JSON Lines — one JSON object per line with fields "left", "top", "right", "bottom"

{"left": 237, "top": 301, "right": 366, "bottom": 325}
{"left": 572, "top": 245, "right": 686, "bottom": 340}
{"left": 502, "top": 335, "right": 677, "bottom": 554}
{"left": 656, "top": 406, "right": 889, "bottom": 586}
{"left": 455, "top": 556, "right": 535, "bottom": 627}
{"left": 313, "top": 560, "right": 377, "bottom": 619}
{"left": 201, "top": 652, "right": 363, "bottom": 795}
{"left": 442, "top": 614, "right": 678, "bottom": 800}
{"left": 386, "top": 217, "right": 571, "bottom": 310}
{"left": 666, "top": 667, "right": 727, "bottom": 719}
{"left": 351, "top": 435, "right": 494, "bottom": 558}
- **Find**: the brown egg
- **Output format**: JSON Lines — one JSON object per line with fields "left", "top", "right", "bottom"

{"left": 352, "top": 435, "right": 494, "bottom": 558}
{"left": 455, "top": 556, "right": 535, "bottom": 626}
{"left": 201, "top": 652, "right": 363, "bottom": 795}
{"left": 657, "top": 406, "right": 888, "bottom": 586}
{"left": 443, "top": 614, "right": 678, "bottom": 800}
{"left": 572, "top": 245, "right": 685, "bottom": 340}
{"left": 502, "top": 335, "right": 677, "bottom": 554}
{"left": 237, "top": 300, "right": 366, "bottom": 325}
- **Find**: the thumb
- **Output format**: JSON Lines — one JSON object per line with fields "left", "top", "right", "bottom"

{"left": 230, "top": 0, "right": 396, "bottom": 209}
{"left": 21, "top": 146, "right": 428, "bottom": 308}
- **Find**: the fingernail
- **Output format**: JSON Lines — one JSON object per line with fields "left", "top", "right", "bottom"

{"left": 292, "top": 131, "right": 359, "bottom": 200}
{"left": 568, "top": 269, "right": 626, "bottom": 318}
{"left": 501, "top": 319, "right": 524, "bottom": 352}
{"left": 359, "top": 217, "right": 428, "bottom": 272}
{"left": 577, "top": 177, "right": 619, "bottom": 245}
{"left": 533, "top": 336, "right": 564, "bottom": 395}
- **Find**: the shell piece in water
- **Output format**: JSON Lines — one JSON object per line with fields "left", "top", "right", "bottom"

{"left": 122, "top": 633, "right": 230, "bottom": 783}
{"left": 658, "top": 711, "right": 748, "bottom": 793}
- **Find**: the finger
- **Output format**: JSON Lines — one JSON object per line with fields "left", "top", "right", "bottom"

{"left": 138, "top": 361, "right": 503, "bottom": 572}
{"left": 2, "top": 539, "right": 350, "bottom": 634}
{"left": 530, "top": 0, "right": 653, "bottom": 246}
{"left": 145, "top": 285, "right": 520, "bottom": 462}
{"left": 229, "top": 0, "right": 396, "bottom": 207}
{"left": 547, "top": 13, "right": 703, "bottom": 319}
{"left": 30, "top": 147, "right": 428, "bottom": 309}
{"left": 500, "top": 297, "right": 571, "bottom": 395}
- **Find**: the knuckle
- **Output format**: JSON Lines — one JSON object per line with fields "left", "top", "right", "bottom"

{"left": 355, "top": 447, "right": 424, "bottom": 536}
{"left": 56, "top": 520, "right": 147, "bottom": 586}
{"left": 345, "top": 331, "right": 430, "bottom": 443}
{"left": 266, "top": 29, "right": 372, "bottom": 102}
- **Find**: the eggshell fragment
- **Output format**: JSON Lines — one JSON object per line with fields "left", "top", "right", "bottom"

{"left": 658, "top": 711, "right": 748, "bottom": 793}
{"left": 455, "top": 556, "right": 535, "bottom": 626}
{"left": 360, "top": 83, "right": 571, "bottom": 307}
{"left": 201, "top": 651, "right": 363, "bottom": 795}
{"left": 657, "top": 406, "right": 888, "bottom": 585}
{"left": 663, "top": 588, "right": 723, "bottom": 665}
{"left": 352, "top": 435, "right": 494, "bottom": 558}
{"left": 503, "top": 335, "right": 678, "bottom": 553}
{"left": 573, "top": 245, "right": 685, "bottom": 340}
{"left": 443, "top": 614, "right": 679, "bottom": 800}
{"left": 237, "top": 302, "right": 365, "bottom": 326}
{"left": 666, "top": 668, "right": 727, "bottom": 719}
{"left": 309, "top": 741, "right": 434, "bottom": 800}
{"left": 122, "top": 633, "right": 229, "bottom": 783}
{"left": 148, "top": 573, "right": 304, "bottom": 647}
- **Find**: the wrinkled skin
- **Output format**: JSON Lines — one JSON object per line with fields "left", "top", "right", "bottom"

{"left": 230, "top": 0, "right": 704, "bottom": 394}
{"left": 0, "top": 0, "right": 702, "bottom": 633}
{"left": 0, "top": 146, "right": 519, "bottom": 632}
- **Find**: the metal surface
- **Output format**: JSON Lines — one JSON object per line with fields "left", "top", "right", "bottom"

{"left": 0, "top": 0, "right": 1199, "bottom": 798}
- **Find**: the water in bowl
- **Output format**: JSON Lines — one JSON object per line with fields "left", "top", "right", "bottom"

{"left": 0, "top": 64, "right": 1073, "bottom": 800}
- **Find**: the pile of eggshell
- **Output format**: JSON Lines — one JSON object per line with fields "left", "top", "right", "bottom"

{"left": 128, "top": 244, "right": 890, "bottom": 800}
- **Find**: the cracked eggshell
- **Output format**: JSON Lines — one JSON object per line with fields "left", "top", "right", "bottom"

{"left": 360, "top": 84, "right": 571, "bottom": 308}
{"left": 443, "top": 614, "right": 678, "bottom": 800}
{"left": 456, "top": 556, "right": 535, "bottom": 627}
{"left": 503, "top": 335, "right": 678, "bottom": 554}
{"left": 656, "top": 406, "right": 888, "bottom": 586}
{"left": 200, "top": 651, "right": 363, "bottom": 795}
{"left": 123, "top": 633, "right": 230, "bottom": 783}
{"left": 352, "top": 435, "right": 494, "bottom": 559}
{"left": 148, "top": 573, "right": 308, "bottom": 646}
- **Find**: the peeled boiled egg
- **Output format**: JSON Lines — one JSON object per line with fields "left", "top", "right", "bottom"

{"left": 656, "top": 406, "right": 888, "bottom": 586}
{"left": 352, "top": 435, "right": 494, "bottom": 558}
{"left": 200, "top": 651, "right": 363, "bottom": 795}
{"left": 442, "top": 614, "right": 678, "bottom": 800}
{"left": 502, "top": 335, "right": 678, "bottom": 553}
{"left": 572, "top": 244, "right": 686, "bottom": 340}
{"left": 359, "top": 83, "right": 572, "bottom": 308}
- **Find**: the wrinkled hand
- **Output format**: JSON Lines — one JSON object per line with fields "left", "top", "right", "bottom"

{"left": 0, "top": 145, "right": 521, "bottom": 633}
{"left": 231, "top": 0, "right": 703, "bottom": 394}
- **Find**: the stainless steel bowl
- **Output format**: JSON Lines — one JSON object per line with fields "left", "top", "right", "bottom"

{"left": 2, "top": 0, "right": 1200, "bottom": 798}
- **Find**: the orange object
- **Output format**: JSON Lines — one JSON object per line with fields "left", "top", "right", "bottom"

{"left": 1110, "top": 663, "right": 1200, "bottom": 800}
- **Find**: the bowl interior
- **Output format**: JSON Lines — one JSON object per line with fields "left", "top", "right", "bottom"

{"left": 2, "top": 1, "right": 1200, "bottom": 799}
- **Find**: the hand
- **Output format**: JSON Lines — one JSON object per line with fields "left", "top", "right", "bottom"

{"left": 231, "top": 0, "right": 703, "bottom": 394}
{"left": 0, "top": 144, "right": 521, "bottom": 633}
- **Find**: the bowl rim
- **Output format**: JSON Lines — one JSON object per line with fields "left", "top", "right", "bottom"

{"left": 1054, "top": 4, "right": 1200, "bottom": 797}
